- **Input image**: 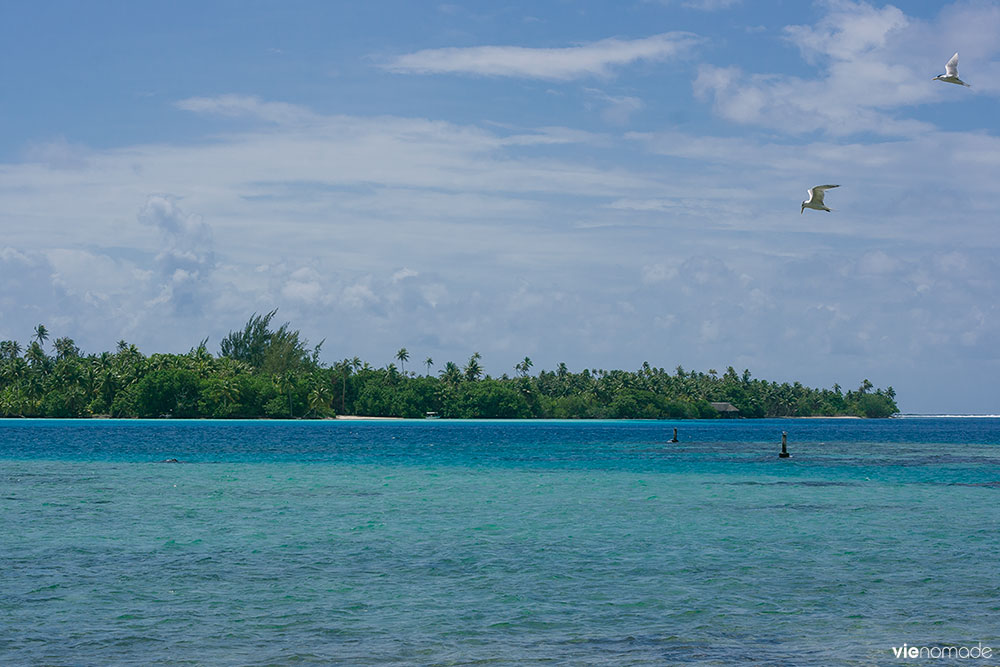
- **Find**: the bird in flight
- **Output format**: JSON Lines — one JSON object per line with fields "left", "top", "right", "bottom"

{"left": 801, "top": 184, "right": 839, "bottom": 214}
{"left": 933, "top": 53, "right": 971, "bottom": 87}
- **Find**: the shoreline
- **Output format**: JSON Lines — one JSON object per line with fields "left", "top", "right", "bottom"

{"left": 786, "top": 415, "right": 861, "bottom": 419}
{"left": 334, "top": 415, "right": 405, "bottom": 420}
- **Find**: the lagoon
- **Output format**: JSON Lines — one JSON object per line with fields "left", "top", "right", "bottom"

{"left": 2, "top": 418, "right": 998, "bottom": 664}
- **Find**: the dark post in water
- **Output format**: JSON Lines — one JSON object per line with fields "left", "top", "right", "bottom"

{"left": 779, "top": 431, "right": 790, "bottom": 458}
{"left": 671, "top": 427, "right": 679, "bottom": 443}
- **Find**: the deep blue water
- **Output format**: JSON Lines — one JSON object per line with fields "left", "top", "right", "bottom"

{"left": 2, "top": 418, "right": 999, "bottom": 665}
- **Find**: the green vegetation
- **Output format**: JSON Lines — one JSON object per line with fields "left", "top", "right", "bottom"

{"left": 0, "top": 313, "right": 898, "bottom": 419}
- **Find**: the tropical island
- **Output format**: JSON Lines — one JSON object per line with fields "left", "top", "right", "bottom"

{"left": 0, "top": 311, "right": 898, "bottom": 419}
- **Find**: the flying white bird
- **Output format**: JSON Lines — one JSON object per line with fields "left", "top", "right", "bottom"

{"left": 801, "top": 184, "right": 839, "bottom": 214}
{"left": 933, "top": 52, "right": 971, "bottom": 87}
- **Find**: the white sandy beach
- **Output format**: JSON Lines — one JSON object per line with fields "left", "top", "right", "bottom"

{"left": 335, "top": 415, "right": 405, "bottom": 420}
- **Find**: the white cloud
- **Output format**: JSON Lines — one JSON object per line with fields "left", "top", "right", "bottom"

{"left": 176, "top": 95, "right": 317, "bottom": 125}
{"left": 342, "top": 280, "right": 378, "bottom": 309}
{"left": 392, "top": 268, "right": 418, "bottom": 282}
{"left": 24, "top": 136, "right": 92, "bottom": 170}
{"left": 641, "top": 262, "right": 678, "bottom": 284}
{"left": 784, "top": 2, "right": 908, "bottom": 63}
{"left": 857, "top": 249, "right": 901, "bottom": 275}
{"left": 584, "top": 89, "right": 645, "bottom": 125}
{"left": 282, "top": 280, "right": 323, "bottom": 303}
{"left": 650, "top": 0, "right": 741, "bottom": 10}
{"left": 137, "top": 195, "right": 217, "bottom": 315}
{"left": 683, "top": 0, "right": 740, "bottom": 9}
{"left": 382, "top": 32, "right": 700, "bottom": 80}
{"left": 693, "top": 1, "right": 1000, "bottom": 137}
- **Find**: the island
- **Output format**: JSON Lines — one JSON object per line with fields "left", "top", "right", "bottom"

{"left": 0, "top": 312, "right": 898, "bottom": 419}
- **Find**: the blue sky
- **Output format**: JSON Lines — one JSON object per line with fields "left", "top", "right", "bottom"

{"left": 2, "top": 0, "right": 998, "bottom": 413}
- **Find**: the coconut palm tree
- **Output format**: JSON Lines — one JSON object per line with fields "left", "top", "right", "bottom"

{"left": 395, "top": 348, "right": 409, "bottom": 374}
{"left": 307, "top": 373, "right": 332, "bottom": 417}
{"left": 333, "top": 359, "right": 351, "bottom": 413}
{"left": 0, "top": 340, "right": 22, "bottom": 360}
{"left": 53, "top": 337, "right": 79, "bottom": 361}
{"left": 33, "top": 324, "right": 49, "bottom": 347}
{"left": 464, "top": 352, "right": 482, "bottom": 382}
{"left": 25, "top": 341, "right": 47, "bottom": 368}
{"left": 424, "top": 357, "right": 434, "bottom": 376}
{"left": 439, "top": 361, "right": 462, "bottom": 385}
{"left": 275, "top": 371, "right": 296, "bottom": 417}
{"left": 384, "top": 363, "right": 401, "bottom": 384}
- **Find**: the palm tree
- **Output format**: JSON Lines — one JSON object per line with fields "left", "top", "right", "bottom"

{"left": 424, "top": 357, "right": 434, "bottom": 376}
{"left": 464, "top": 352, "right": 482, "bottom": 382}
{"left": 395, "top": 348, "right": 409, "bottom": 374}
{"left": 216, "top": 375, "right": 240, "bottom": 414}
{"left": 335, "top": 358, "right": 351, "bottom": 414}
{"left": 439, "top": 361, "right": 462, "bottom": 385}
{"left": 515, "top": 356, "right": 533, "bottom": 377}
{"left": 384, "top": 363, "right": 401, "bottom": 384}
{"left": 0, "top": 340, "right": 22, "bottom": 360}
{"left": 33, "top": 324, "right": 49, "bottom": 347}
{"left": 24, "top": 341, "right": 48, "bottom": 368}
{"left": 54, "top": 337, "right": 79, "bottom": 361}
{"left": 307, "top": 373, "right": 332, "bottom": 417}
{"left": 1, "top": 357, "right": 27, "bottom": 383}
{"left": 188, "top": 339, "right": 213, "bottom": 376}
{"left": 275, "top": 371, "right": 296, "bottom": 417}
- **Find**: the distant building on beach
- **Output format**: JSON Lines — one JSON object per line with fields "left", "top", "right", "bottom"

{"left": 710, "top": 402, "right": 740, "bottom": 418}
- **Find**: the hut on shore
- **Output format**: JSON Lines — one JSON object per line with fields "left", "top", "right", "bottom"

{"left": 710, "top": 402, "right": 740, "bottom": 418}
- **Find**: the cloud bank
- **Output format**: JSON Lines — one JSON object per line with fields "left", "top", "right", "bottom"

{"left": 383, "top": 32, "right": 700, "bottom": 80}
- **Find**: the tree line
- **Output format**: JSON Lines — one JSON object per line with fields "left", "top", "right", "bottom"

{"left": 0, "top": 311, "right": 898, "bottom": 419}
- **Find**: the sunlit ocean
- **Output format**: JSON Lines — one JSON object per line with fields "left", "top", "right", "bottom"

{"left": 2, "top": 418, "right": 998, "bottom": 665}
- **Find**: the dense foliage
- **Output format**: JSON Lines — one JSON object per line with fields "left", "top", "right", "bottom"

{"left": 0, "top": 314, "right": 898, "bottom": 419}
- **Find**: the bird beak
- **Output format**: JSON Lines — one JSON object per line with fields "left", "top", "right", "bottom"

{"left": 800, "top": 204, "right": 804, "bottom": 214}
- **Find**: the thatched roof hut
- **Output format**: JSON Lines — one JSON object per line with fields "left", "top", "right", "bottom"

{"left": 710, "top": 401, "right": 740, "bottom": 418}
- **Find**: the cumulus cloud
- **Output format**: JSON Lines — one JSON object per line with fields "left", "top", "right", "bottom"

{"left": 392, "top": 267, "right": 418, "bottom": 282}
{"left": 693, "top": 1, "right": 1000, "bottom": 137}
{"left": 785, "top": 1, "right": 909, "bottom": 63}
{"left": 138, "top": 195, "right": 217, "bottom": 315}
{"left": 382, "top": 32, "right": 700, "bottom": 80}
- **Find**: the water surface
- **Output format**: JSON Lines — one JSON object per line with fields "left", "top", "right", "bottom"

{"left": 2, "top": 418, "right": 998, "bottom": 665}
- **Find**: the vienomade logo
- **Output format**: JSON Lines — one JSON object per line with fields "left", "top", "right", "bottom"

{"left": 891, "top": 643, "right": 993, "bottom": 660}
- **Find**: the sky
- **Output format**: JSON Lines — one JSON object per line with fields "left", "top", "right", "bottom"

{"left": 1, "top": 0, "right": 999, "bottom": 414}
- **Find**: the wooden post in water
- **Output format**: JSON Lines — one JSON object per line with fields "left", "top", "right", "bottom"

{"left": 779, "top": 431, "right": 790, "bottom": 458}
{"left": 671, "top": 427, "right": 679, "bottom": 443}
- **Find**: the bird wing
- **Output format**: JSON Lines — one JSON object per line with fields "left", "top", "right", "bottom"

{"left": 945, "top": 52, "right": 960, "bottom": 77}
{"left": 809, "top": 184, "right": 838, "bottom": 205}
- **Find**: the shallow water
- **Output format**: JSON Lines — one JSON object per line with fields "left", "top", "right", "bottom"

{"left": 2, "top": 418, "right": 998, "bottom": 665}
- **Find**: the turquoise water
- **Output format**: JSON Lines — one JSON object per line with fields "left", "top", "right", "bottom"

{"left": 2, "top": 418, "right": 999, "bottom": 665}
